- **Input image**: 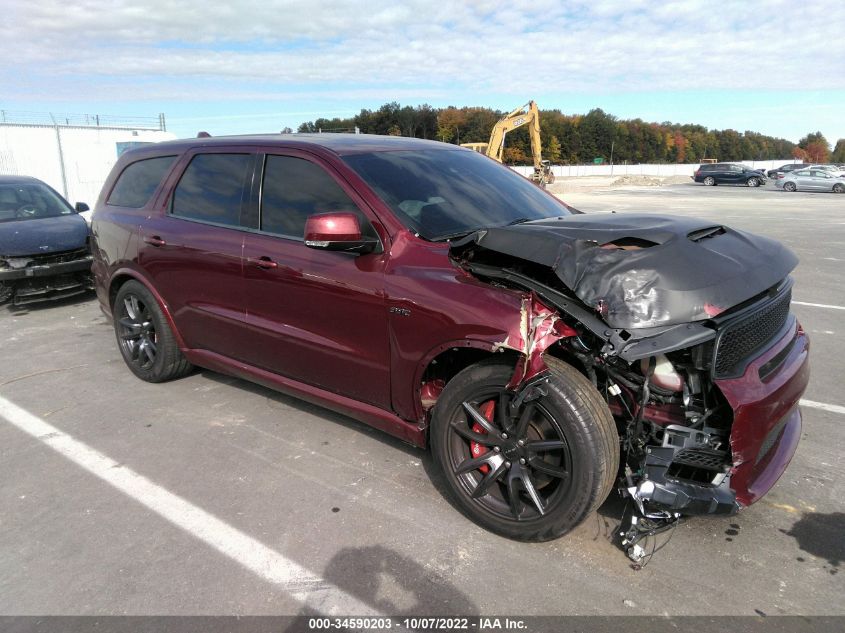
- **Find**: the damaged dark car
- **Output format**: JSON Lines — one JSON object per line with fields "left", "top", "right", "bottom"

{"left": 0, "top": 175, "right": 93, "bottom": 306}
{"left": 90, "top": 136, "right": 809, "bottom": 559}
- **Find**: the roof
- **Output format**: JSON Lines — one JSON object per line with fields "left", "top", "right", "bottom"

{"left": 0, "top": 175, "right": 43, "bottom": 185}
{"left": 148, "top": 133, "right": 456, "bottom": 156}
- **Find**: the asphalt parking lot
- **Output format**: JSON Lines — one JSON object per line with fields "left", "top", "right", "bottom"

{"left": 1, "top": 181, "right": 843, "bottom": 617}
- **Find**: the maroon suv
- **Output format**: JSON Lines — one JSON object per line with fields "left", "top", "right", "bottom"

{"left": 90, "top": 135, "right": 809, "bottom": 558}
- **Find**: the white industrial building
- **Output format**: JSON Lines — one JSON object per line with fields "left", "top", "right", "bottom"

{"left": 0, "top": 112, "right": 175, "bottom": 206}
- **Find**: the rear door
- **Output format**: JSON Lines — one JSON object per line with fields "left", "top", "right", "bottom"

{"left": 239, "top": 150, "right": 392, "bottom": 409}
{"left": 140, "top": 148, "right": 258, "bottom": 358}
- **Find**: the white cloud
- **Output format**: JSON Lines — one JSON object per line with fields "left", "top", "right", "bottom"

{"left": 2, "top": 0, "right": 843, "bottom": 98}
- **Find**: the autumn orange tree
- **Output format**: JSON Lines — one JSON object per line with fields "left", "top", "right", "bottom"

{"left": 797, "top": 132, "right": 831, "bottom": 163}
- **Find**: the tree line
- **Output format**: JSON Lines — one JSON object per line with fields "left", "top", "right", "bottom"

{"left": 297, "top": 102, "right": 844, "bottom": 165}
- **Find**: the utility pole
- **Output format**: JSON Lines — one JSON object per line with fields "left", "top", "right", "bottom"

{"left": 49, "top": 113, "right": 69, "bottom": 199}
{"left": 609, "top": 140, "right": 615, "bottom": 176}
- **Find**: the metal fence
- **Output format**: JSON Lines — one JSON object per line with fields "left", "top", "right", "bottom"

{"left": 0, "top": 110, "right": 166, "bottom": 131}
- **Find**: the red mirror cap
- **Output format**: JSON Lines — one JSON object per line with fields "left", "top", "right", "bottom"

{"left": 304, "top": 212, "right": 362, "bottom": 242}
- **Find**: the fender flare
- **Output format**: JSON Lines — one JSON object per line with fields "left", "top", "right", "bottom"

{"left": 108, "top": 267, "right": 188, "bottom": 350}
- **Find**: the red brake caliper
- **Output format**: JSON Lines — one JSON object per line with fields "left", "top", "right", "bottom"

{"left": 470, "top": 400, "right": 495, "bottom": 474}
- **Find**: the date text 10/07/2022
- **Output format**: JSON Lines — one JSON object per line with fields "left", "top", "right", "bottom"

{"left": 307, "top": 617, "right": 528, "bottom": 630}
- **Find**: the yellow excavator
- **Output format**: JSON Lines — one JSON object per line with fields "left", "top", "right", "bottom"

{"left": 461, "top": 101, "right": 555, "bottom": 186}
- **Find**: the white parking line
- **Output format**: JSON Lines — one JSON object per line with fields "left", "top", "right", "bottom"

{"left": 0, "top": 395, "right": 379, "bottom": 616}
{"left": 800, "top": 400, "right": 845, "bottom": 416}
{"left": 792, "top": 301, "right": 845, "bottom": 311}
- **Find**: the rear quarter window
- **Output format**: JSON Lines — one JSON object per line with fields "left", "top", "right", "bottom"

{"left": 107, "top": 156, "right": 177, "bottom": 208}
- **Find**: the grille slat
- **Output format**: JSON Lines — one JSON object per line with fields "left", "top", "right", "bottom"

{"left": 713, "top": 289, "right": 791, "bottom": 378}
{"left": 29, "top": 248, "right": 89, "bottom": 266}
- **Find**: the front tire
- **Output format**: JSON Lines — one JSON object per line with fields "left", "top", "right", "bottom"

{"left": 833, "top": 183, "right": 844, "bottom": 194}
{"left": 430, "top": 358, "right": 619, "bottom": 541}
{"left": 703, "top": 176, "right": 716, "bottom": 186}
{"left": 113, "top": 280, "right": 193, "bottom": 383}
{"left": 747, "top": 177, "right": 759, "bottom": 187}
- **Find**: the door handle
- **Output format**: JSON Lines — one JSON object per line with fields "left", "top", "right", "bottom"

{"left": 247, "top": 256, "right": 279, "bottom": 269}
{"left": 143, "top": 235, "right": 166, "bottom": 247}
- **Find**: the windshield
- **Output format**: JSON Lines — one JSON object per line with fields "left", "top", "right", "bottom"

{"left": 343, "top": 149, "right": 572, "bottom": 241}
{"left": 0, "top": 182, "right": 74, "bottom": 223}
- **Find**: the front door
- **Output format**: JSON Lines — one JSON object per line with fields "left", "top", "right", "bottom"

{"left": 240, "top": 152, "right": 391, "bottom": 409}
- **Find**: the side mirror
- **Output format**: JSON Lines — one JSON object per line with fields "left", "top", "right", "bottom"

{"left": 75, "top": 202, "right": 90, "bottom": 213}
{"left": 304, "top": 212, "right": 380, "bottom": 254}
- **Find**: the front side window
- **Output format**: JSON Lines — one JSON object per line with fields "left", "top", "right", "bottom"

{"left": 260, "top": 155, "right": 368, "bottom": 238}
{"left": 0, "top": 182, "right": 73, "bottom": 223}
{"left": 343, "top": 149, "right": 572, "bottom": 241}
{"left": 108, "top": 155, "right": 177, "bottom": 208}
{"left": 171, "top": 153, "right": 251, "bottom": 226}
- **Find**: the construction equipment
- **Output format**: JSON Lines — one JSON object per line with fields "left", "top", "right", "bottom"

{"left": 461, "top": 101, "right": 555, "bottom": 186}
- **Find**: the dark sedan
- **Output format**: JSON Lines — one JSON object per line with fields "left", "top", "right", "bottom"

{"left": 693, "top": 163, "right": 767, "bottom": 187}
{"left": 0, "top": 176, "right": 93, "bottom": 305}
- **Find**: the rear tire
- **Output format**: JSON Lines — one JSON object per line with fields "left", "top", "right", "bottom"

{"left": 430, "top": 357, "right": 619, "bottom": 541}
{"left": 703, "top": 176, "right": 716, "bottom": 186}
{"left": 113, "top": 280, "right": 193, "bottom": 383}
{"left": 784, "top": 182, "right": 797, "bottom": 192}
{"left": 833, "top": 183, "right": 844, "bottom": 194}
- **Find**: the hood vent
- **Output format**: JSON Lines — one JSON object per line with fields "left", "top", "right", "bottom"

{"left": 688, "top": 226, "right": 726, "bottom": 242}
{"left": 600, "top": 237, "right": 658, "bottom": 250}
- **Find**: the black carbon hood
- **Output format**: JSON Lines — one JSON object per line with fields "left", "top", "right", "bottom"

{"left": 455, "top": 213, "right": 798, "bottom": 329}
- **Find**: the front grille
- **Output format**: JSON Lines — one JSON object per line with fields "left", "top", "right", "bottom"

{"left": 713, "top": 288, "right": 791, "bottom": 378}
{"left": 29, "top": 247, "right": 89, "bottom": 265}
{"left": 671, "top": 448, "right": 728, "bottom": 471}
{"left": 667, "top": 448, "right": 729, "bottom": 483}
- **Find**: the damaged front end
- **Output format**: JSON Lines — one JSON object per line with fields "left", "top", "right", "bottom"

{"left": 451, "top": 214, "right": 809, "bottom": 561}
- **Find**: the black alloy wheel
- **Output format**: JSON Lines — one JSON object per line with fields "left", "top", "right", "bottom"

{"left": 117, "top": 292, "right": 159, "bottom": 371}
{"left": 113, "top": 280, "right": 192, "bottom": 382}
{"left": 431, "top": 358, "right": 618, "bottom": 541}
{"left": 447, "top": 390, "right": 574, "bottom": 522}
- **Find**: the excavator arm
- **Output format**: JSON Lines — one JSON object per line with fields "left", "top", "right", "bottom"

{"left": 461, "top": 101, "right": 554, "bottom": 186}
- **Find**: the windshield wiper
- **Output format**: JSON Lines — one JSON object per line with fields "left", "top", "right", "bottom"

{"left": 430, "top": 227, "right": 484, "bottom": 242}
{"left": 505, "top": 217, "right": 533, "bottom": 226}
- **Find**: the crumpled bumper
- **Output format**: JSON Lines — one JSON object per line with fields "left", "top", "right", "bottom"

{"left": 0, "top": 255, "right": 93, "bottom": 280}
{"left": 716, "top": 317, "right": 810, "bottom": 507}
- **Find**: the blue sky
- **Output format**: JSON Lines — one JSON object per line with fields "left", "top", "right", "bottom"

{"left": 2, "top": 0, "right": 843, "bottom": 147}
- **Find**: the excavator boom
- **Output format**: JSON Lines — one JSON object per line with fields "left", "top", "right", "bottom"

{"left": 460, "top": 101, "right": 554, "bottom": 186}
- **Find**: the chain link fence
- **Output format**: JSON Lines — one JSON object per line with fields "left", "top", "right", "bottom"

{"left": 0, "top": 110, "right": 166, "bottom": 131}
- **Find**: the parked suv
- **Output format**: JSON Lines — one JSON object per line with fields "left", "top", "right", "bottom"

{"left": 693, "top": 163, "right": 767, "bottom": 186}
{"left": 91, "top": 135, "right": 808, "bottom": 556}
{"left": 766, "top": 163, "right": 805, "bottom": 178}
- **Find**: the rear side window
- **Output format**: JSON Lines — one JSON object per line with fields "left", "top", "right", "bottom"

{"left": 108, "top": 156, "right": 176, "bottom": 207}
{"left": 171, "top": 154, "right": 251, "bottom": 226}
{"left": 260, "top": 155, "right": 367, "bottom": 238}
